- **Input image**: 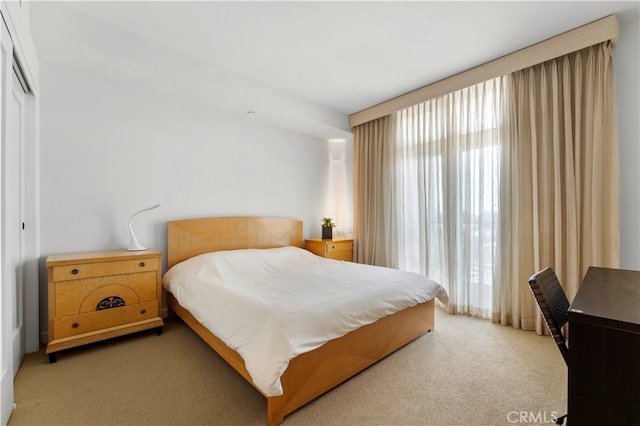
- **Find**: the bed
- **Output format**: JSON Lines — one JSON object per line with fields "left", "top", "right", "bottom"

{"left": 163, "top": 216, "right": 447, "bottom": 425}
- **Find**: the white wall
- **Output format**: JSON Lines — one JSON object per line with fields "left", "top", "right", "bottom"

{"left": 615, "top": 15, "right": 640, "bottom": 270}
{"left": 38, "top": 61, "right": 334, "bottom": 337}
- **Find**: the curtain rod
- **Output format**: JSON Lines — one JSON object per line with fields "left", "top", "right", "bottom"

{"left": 349, "top": 14, "right": 619, "bottom": 128}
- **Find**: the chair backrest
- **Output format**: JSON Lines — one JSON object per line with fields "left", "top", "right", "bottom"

{"left": 528, "top": 267, "right": 570, "bottom": 365}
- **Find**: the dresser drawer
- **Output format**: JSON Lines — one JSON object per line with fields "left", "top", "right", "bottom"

{"left": 326, "top": 240, "right": 353, "bottom": 253}
{"left": 54, "top": 271, "right": 157, "bottom": 317}
{"left": 326, "top": 240, "right": 353, "bottom": 261}
{"left": 53, "top": 301, "right": 159, "bottom": 339}
{"left": 327, "top": 249, "right": 353, "bottom": 261}
{"left": 52, "top": 258, "right": 159, "bottom": 282}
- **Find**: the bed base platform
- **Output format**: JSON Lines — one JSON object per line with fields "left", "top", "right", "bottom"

{"left": 168, "top": 292, "right": 434, "bottom": 425}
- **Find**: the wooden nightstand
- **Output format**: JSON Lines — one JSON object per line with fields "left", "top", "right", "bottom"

{"left": 46, "top": 249, "right": 164, "bottom": 363}
{"left": 305, "top": 238, "right": 353, "bottom": 262}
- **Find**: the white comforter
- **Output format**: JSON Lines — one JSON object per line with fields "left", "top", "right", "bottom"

{"left": 162, "top": 246, "right": 448, "bottom": 397}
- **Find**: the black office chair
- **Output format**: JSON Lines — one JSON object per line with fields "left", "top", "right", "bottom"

{"left": 528, "top": 267, "right": 570, "bottom": 425}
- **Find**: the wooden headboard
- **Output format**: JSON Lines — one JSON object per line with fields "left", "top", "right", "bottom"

{"left": 166, "top": 216, "right": 303, "bottom": 269}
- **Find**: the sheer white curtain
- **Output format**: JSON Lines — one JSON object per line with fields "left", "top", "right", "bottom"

{"left": 392, "top": 77, "right": 509, "bottom": 318}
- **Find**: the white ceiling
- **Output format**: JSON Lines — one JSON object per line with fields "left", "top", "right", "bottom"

{"left": 29, "top": 1, "right": 639, "bottom": 140}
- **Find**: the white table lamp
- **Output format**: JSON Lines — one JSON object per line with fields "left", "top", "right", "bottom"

{"left": 127, "top": 203, "right": 161, "bottom": 251}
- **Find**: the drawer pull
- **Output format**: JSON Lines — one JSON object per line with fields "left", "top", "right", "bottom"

{"left": 139, "top": 262, "right": 146, "bottom": 268}
{"left": 140, "top": 309, "right": 146, "bottom": 315}
{"left": 71, "top": 322, "right": 79, "bottom": 329}
{"left": 71, "top": 269, "right": 79, "bottom": 275}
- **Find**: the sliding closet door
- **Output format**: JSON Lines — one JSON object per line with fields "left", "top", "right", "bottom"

{"left": 0, "top": 4, "right": 39, "bottom": 422}
{"left": 0, "top": 18, "right": 16, "bottom": 424}
{"left": 8, "top": 66, "right": 27, "bottom": 377}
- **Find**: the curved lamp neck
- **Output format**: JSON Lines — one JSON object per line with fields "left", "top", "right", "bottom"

{"left": 127, "top": 203, "right": 161, "bottom": 251}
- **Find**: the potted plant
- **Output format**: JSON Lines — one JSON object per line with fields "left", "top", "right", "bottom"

{"left": 321, "top": 217, "right": 335, "bottom": 240}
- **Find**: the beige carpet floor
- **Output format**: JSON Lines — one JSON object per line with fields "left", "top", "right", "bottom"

{"left": 8, "top": 309, "right": 566, "bottom": 425}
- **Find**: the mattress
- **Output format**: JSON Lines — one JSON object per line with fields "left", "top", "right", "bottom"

{"left": 162, "top": 246, "right": 448, "bottom": 396}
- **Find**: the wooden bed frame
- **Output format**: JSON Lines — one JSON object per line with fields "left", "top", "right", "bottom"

{"left": 165, "top": 216, "right": 435, "bottom": 425}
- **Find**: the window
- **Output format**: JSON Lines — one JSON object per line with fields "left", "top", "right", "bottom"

{"left": 394, "top": 77, "right": 506, "bottom": 317}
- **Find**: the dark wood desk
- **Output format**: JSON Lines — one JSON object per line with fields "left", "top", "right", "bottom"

{"left": 567, "top": 267, "right": 640, "bottom": 425}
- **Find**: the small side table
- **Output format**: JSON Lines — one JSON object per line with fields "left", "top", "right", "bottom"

{"left": 305, "top": 238, "right": 353, "bottom": 262}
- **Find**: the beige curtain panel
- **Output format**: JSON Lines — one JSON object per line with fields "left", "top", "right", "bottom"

{"left": 496, "top": 41, "right": 619, "bottom": 331}
{"left": 352, "top": 115, "right": 396, "bottom": 267}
